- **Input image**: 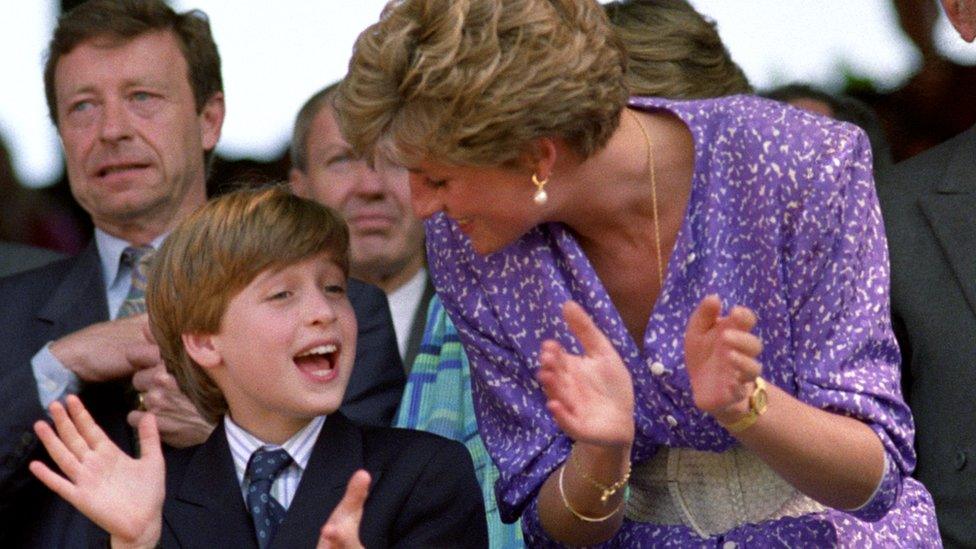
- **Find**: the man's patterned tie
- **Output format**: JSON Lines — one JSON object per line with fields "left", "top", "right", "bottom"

{"left": 117, "top": 245, "right": 155, "bottom": 318}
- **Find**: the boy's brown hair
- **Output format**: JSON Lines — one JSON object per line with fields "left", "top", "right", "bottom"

{"left": 146, "top": 186, "right": 349, "bottom": 423}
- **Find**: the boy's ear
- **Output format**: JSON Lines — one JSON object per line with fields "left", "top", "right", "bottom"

{"left": 182, "top": 332, "right": 222, "bottom": 369}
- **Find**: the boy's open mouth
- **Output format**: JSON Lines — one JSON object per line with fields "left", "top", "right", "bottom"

{"left": 294, "top": 343, "right": 339, "bottom": 380}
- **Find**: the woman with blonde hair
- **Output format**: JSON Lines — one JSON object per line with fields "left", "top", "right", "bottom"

{"left": 337, "top": 0, "right": 939, "bottom": 545}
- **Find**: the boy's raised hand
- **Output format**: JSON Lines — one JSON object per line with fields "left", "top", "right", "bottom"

{"left": 317, "top": 470, "right": 371, "bottom": 549}
{"left": 537, "top": 301, "right": 635, "bottom": 448}
{"left": 29, "top": 395, "right": 165, "bottom": 549}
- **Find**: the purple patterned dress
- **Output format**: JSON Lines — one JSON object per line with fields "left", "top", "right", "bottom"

{"left": 425, "top": 95, "right": 940, "bottom": 547}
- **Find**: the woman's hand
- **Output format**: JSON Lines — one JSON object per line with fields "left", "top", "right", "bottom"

{"left": 317, "top": 470, "right": 371, "bottom": 549}
{"left": 29, "top": 395, "right": 164, "bottom": 549}
{"left": 537, "top": 301, "right": 635, "bottom": 447}
{"left": 684, "top": 295, "right": 764, "bottom": 424}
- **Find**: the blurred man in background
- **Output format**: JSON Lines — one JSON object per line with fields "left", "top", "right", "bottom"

{"left": 291, "top": 83, "right": 433, "bottom": 371}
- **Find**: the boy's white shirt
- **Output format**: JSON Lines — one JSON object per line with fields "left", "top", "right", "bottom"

{"left": 224, "top": 414, "right": 326, "bottom": 510}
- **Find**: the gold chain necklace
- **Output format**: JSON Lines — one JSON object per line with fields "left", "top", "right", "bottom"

{"left": 626, "top": 108, "right": 664, "bottom": 288}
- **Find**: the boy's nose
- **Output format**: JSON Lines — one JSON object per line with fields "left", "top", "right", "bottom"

{"left": 307, "top": 292, "right": 339, "bottom": 325}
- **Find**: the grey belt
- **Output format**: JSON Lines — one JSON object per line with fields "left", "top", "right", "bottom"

{"left": 625, "top": 446, "right": 826, "bottom": 538}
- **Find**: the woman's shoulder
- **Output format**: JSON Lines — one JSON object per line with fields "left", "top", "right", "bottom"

{"left": 634, "top": 94, "right": 867, "bottom": 162}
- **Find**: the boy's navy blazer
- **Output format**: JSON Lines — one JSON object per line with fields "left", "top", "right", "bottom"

{"left": 160, "top": 412, "right": 488, "bottom": 548}
{"left": 0, "top": 242, "right": 405, "bottom": 547}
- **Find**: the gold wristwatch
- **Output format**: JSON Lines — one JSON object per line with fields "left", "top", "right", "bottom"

{"left": 723, "top": 376, "right": 768, "bottom": 434}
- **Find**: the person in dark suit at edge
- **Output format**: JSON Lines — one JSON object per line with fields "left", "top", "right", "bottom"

{"left": 0, "top": 1, "right": 403, "bottom": 546}
{"left": 878, "top": 1, "right": 976, "bottom": 546}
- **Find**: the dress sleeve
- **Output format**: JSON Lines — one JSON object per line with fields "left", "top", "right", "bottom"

{"left": 424, "top": 216, "right": 572, "bottom": 524}
{"left": 781, "top": 126, "right": 914, "bottom": 521}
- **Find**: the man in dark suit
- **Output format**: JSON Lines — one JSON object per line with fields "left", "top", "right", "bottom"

{"left": 878, "top": 2, "right": 976, "bottom": 546}
{"left": 0, "top": 241, "right": 63, "bottom": 277}
{"left": 0, "top": 1, "right": 403, "bottom": 546}
{"left": 290, "top": 84, "right": 435, "bottom": 372}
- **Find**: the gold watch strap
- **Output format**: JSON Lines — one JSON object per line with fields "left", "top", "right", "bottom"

{"left": 722, "top": 376, "right": 768, "bottom": 434}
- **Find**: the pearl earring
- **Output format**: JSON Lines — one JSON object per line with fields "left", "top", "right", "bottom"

{"left": 532, "top": 174, "right": 548, "bottom": 205}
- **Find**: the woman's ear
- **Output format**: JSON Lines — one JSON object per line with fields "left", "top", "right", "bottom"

{"left": 182, "top": 332, "right": 222, "bottom": 369}
{"left": 525, "top": 137, "right": 559, "bottom": 180}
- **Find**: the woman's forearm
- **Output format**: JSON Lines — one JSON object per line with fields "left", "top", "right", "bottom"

{"left": 536, "top": 441, "right": 631, "bottom": 545}
{"left": 719, "top": 383, "right": 887, "bottom": 510}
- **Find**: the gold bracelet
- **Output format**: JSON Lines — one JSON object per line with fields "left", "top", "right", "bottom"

{"left": 571, "top": 451, "right": 631, "bottom": 502}
{"left": 558, "top": 465, "right": 628, "bottom": 523}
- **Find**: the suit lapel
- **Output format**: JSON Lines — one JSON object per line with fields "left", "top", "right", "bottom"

{"left": 271, "top": 414, "right": 367, "bottom": 549}
{"left": 37, "top": 241, "right": 108, "bottom": 334}
{"left": 166, "top": 423, "right": 257, "bottom": 548}
{"left": 34, "top": 242, "right": 133, "bottom": 451}
{"left": 918, "top": 127, "right": 976, "bottom": 320}
{"left": 404, "top": 273, "right": 436, "bottom": 371}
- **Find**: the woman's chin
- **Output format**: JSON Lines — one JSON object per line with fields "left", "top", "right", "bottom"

{"left": 469, "top": 235, "right": 511, "bottom": 256}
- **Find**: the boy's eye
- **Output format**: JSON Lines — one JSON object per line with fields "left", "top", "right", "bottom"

{"left": 268, "top": 290, "right": 292, "bottom": 301}
{"left": 427, "top": 178, "right": 448, "bottom": 189}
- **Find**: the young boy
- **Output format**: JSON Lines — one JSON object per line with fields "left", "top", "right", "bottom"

{"left": 28, "top": 187, "right": 487, "bottom": 548}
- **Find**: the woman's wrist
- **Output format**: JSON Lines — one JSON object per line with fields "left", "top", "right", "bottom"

{"left": 713, "top": 377, "right": 769, "bottom": 433}
{"left": 570, "top": 442, "right": 632, "bottom": 494}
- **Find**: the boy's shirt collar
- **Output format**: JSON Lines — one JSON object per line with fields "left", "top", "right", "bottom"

{"left": 225, "top": 415, "right": 325, "bottom": 486}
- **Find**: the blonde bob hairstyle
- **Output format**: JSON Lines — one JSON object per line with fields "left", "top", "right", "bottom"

{"left": 336, "top": 0, "right": 629, "bottom": 170}
{"left": 146, "top": 185, "right": 349, "bottom": 424}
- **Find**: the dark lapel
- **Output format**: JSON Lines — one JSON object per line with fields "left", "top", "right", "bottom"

{"left": 404, "top": 272, "right": 436, "bottom": 372}
{"left": 37, "top": 241, "right": 109, "bottom": 333}
{"left": 918, "top": 126, "right": 976, "bottom": 319}
{"left": 35, "top": 241, "right": 134, "bottom": 451}
{"left": 165, "top": 422, "right": 257, "bottom": 548}
{"left": 271, "top": 413, "right": 369, "bottom": 549}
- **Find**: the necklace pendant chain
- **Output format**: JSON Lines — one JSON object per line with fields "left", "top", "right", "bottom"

{"left": 627, "top": 109, "right": 665, "bottom": 289}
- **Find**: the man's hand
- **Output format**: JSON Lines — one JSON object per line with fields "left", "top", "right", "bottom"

{"left": 317, "top": 470, "right": 371, "bottom": 549}
{"left": 49, "top": 314, "right": 159, "bottom": 382}
{"left": 29, "top": 395, "right": 164, "bottom": 549}
{"left": 128, "top": 363, "right": 215, "bottom": 448}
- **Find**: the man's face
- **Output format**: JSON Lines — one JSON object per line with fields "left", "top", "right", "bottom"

{"left": 290, "top": 106, "right": 425, "bottom": 287}
{"left": 54, "top": 30, "right": 223, "bottom": 239}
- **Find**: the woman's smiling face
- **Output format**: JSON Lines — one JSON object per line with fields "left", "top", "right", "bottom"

{"left": 407, "top": 160, "right": 548, "bottom": 255}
